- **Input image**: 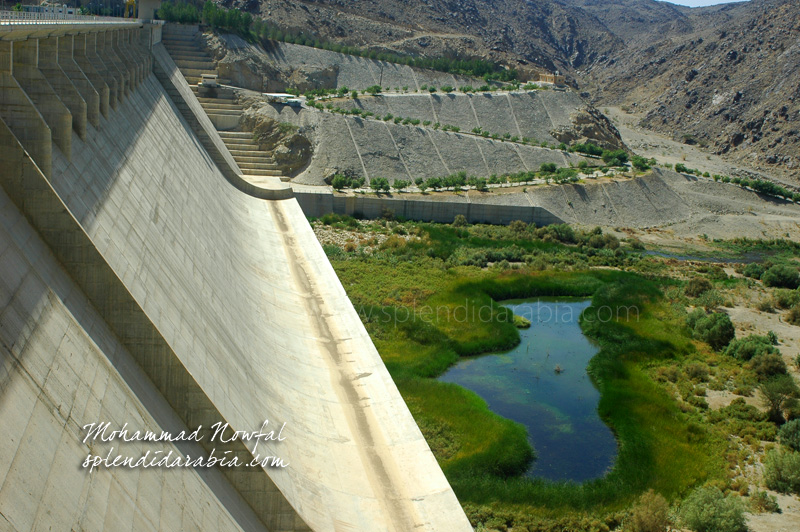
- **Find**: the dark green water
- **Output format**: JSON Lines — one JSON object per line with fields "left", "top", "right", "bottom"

{"left": 439, "top": 299, "right": 617, "bottom": 482}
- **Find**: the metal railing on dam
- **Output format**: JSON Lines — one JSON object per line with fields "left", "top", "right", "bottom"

{"left": 0, "top": 10, "right": 124, "bottom": 24}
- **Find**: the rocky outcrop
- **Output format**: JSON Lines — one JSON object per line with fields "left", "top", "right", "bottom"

{"left": 240, "top": 105, "right": 313, "bottom": 175}
{"left": 551, "top": 106, "right": 626, "bottom": 151}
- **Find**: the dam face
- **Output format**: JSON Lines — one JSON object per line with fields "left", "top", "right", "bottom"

{"left": 0, "top": 14, "right": 470, "bottom": 532}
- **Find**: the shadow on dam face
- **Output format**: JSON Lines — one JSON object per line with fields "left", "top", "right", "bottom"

{"left": 0, "top": 27, "right": 472, "bottom": 531}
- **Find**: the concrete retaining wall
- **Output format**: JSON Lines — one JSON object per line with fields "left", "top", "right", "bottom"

{"left": 295, "top": 190, "right": 565, "bottom": 225}
{"left": 248, "top": 102, "right": 587, "bottom": 185}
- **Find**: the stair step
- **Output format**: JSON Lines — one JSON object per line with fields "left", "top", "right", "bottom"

{"left": 161, "top": 38, "right": 200, "bottom": 45}
{"left": 179, "top": 67, "right": 219, "bottom": 77}
{"left": 162, "top": 43, "right": 204, "bottom": 52}
{"left": 230, "top": 153, "right": 274, "bottom": 162}
{"left": 161, "top": 31, "right": 198, "bottom": 39}
{"left": 237, "top": 162, "right": 279, "bottom": 170}
{"left": 197, "top": 97, "right": 237, "bottom": 104}
{"left": 206, "top": 114, "right": 242, "bottom": 122}
{"left": 184, "top": 76, "right": 231, "bottom": 85}
{"left": 174, "top": 60, "right": 216, "bottom": 70}
{"left": 240, "top": 168, "right": 283, "bottom": 176}
{"left": 229, "top": 146, "right": 263, "bottom": 154}
{"left": 168, "top": 52, "right": 213, "bottom": 60}
{"left": 220, "top": 138, "right": 256, "bottom": 146}
{"left": 234, "top": 157, "right": 276, "bottom": 166}
{"left": 200, "top": 102, "right": 243, "bottom": 110}
{"left": 217, "top": 131, "right": 254, "bottom": 138}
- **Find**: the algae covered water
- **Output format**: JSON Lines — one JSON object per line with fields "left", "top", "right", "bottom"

{"left": 439, "top": 299, "right": 617, "bottom": 482}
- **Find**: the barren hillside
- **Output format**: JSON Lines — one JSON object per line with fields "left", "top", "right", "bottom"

{"left": 584, "top": 0, "right": 800, "bottom": 181}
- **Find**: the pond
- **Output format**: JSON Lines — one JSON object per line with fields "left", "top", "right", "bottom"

{"left": 439, "top": 298, "right": 617, "bottom": 482}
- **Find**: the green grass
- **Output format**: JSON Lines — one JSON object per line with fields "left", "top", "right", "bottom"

{"left": 325, "top": 220, "right": 730, "bottom": 527}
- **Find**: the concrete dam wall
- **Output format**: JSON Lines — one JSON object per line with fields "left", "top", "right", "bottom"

{"left": 0, "top": 18, "right": 470, "bottom": 532}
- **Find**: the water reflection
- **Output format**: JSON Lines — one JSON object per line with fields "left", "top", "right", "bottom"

{"left": 439, "top": 298, "right": 617, "bottom": 482}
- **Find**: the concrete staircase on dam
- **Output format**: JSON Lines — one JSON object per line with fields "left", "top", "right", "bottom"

{"left": 161, "top": 23, "right": 288, "bottom": 185}
{"left": 160, "top": 23, "right": 229, "bottom": 87}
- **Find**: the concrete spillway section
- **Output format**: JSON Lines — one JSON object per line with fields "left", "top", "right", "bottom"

{"left": 0, "top": 19, "right": 471, "bottom": 532}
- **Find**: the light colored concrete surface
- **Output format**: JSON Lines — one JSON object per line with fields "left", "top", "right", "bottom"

{"left": 0, "top": 119, "right": 264, "bottom": 532}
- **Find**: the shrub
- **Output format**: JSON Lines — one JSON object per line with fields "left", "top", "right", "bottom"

{"left": 539, "top": 163, "right": 557, "bottom": 173}
{"left": 788, "top": 304, "right": 800, "bottom": 325}
{"left": 743, "top": 263, "right": 766, "bottom": 279}
{"left": 685, "top": 278, "right": 713, "bottom": 297}
{"left": 365, "top": 85, "right": 382, "bottom": 95}
{"left": 626, "top": 489, "right": 670, "bottom": 532}
{"left": 601, "top": 149, "right": 629, "bottom": 166}
{"left": 764, "top": 449, "right": 800, "bottom": 494}
{"left": 724, "top": 334, "right": 778, "bottom": 361}
{"left": 508, "top": 220, "right": 528, "bottom": 233}
{"left": 749, "top": 490, "right": 781, "bottom": 513}
{"left": 748, "top": 353, "right": 787, "bottom": 381}
{"left": 772, "top": 289, "right": 800, "bottom": 309}
{"left": 160, "top": 1, "right": 201, "bottom": 23}
{"left": 452, "top": 214, "right": 467, "bottom": 227}
{"left": 392, "top": 179, "right": 410, "bottom": 192}
{"left": 678, "top": 486, "right": 747, "bottom": 532}
{"left": 762, "top": 265, "right": 800, "bottom": 289}
{"left": 685, "top": 362, "right": 710, "bottom": 382}
{"left": 675, "top": 163, "right": 689, "bottom": 173}
{"left": 370, "top": 177, "right": 390, "bottom": 193}
{"left": 572, "top": 143, "right": 604, "bottom": 157}
{"left": 780, "top": 419, "right": 800, "bottom": 452}
{"left": 687, "top": 309, "right": 735, "bottom": 351}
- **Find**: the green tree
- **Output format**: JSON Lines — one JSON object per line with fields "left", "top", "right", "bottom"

{"left": 631, "top": 155, "right": 651, "bottom": 171}
{"left": 539, "top": 163, "right": 557, "bottom": 174}
{"left": 370, "top": 177, "right": 390, "bottom": 193}
{"left": 392, "top": 179, "right": 409, "bottom": 192}
{"left": 687, "top": 309, "right": 735, "bottom": 351}
{"left": 331, "top": 174, "right": 349, "bottom": 191}
{"left": 761, "top": 375, "right": 800, "bottom": 423}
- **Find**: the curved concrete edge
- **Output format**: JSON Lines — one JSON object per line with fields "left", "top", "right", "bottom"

{"left": 270, "top": 198, "right": 474, "bottom": 531}
{"left": 151, "top": 42, "right": 294, "bottom": 202}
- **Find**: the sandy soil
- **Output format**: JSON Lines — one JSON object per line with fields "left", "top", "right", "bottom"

{"left": 747, "top": 491, "right": 800, "bottom": 532}
{"left": 605, "top": 106, "right": 797, "bottom": 190}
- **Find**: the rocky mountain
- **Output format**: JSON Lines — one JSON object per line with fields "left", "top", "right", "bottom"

{"left": 223, "top": 0, "right": 621, "bottom": 76}
{"left": 216, "top": 0, "right": 799, "bottom": 179}
{"left": 566, "top": 0, "right": 693, "bottom": 46}
{"left": 584, "top": 0, "right": 800, "bottom": 180}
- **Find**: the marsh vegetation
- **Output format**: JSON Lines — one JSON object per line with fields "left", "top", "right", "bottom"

{"left": 314, "top": 214, "right": 800, "bottom": 531}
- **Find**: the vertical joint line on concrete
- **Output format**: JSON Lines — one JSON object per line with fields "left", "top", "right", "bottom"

{"left": 382, "top": 122, "right": 414, "bottom": 182}
{"left": 344, "top": 118, "right": 370, "bottom": 182}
